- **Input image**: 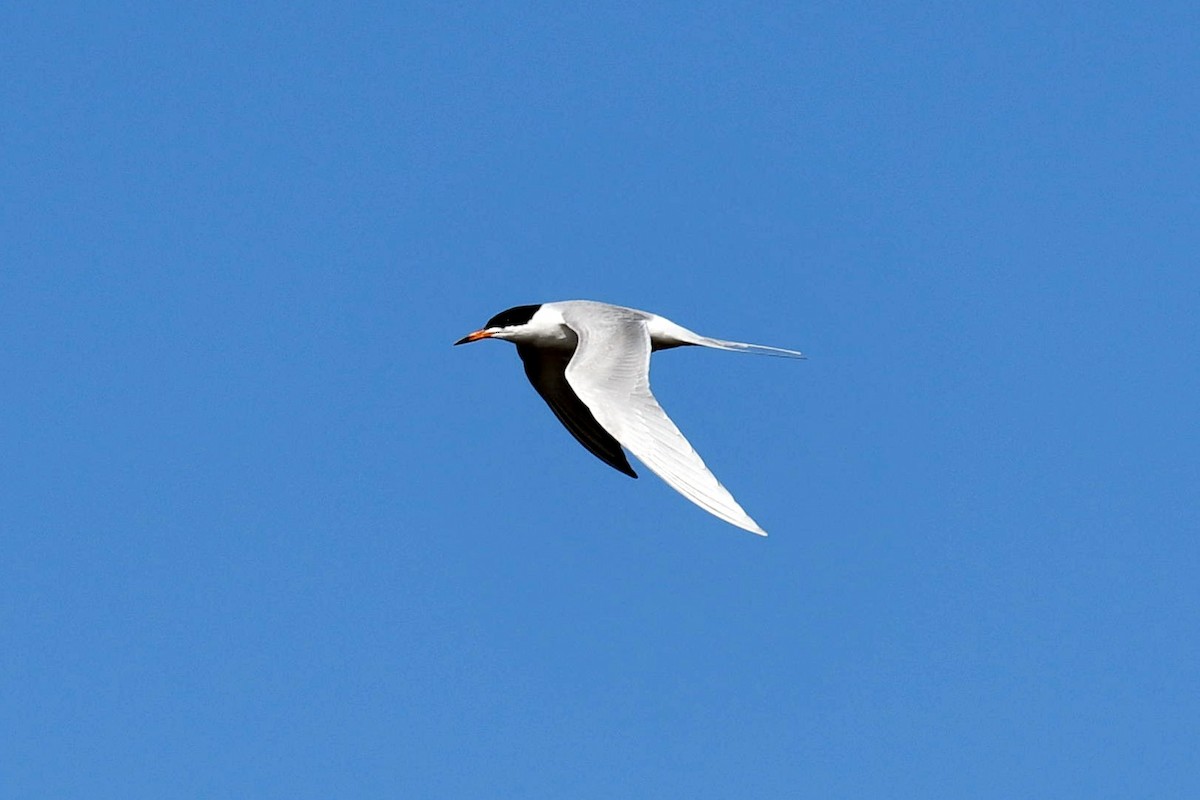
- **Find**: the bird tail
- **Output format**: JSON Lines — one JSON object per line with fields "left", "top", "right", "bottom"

{"left": 694, "top": 336, "right": 807, "bottom": 359}
{"left": 647, "top": 315, "right": 806, "bottom": 358}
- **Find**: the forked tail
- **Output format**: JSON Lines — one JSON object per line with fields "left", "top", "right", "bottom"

{"left": 646, "top": 315, "right": 806, "bottom": 358}
{"left": 696, "top": 336, "right": 807, "bottom": 359}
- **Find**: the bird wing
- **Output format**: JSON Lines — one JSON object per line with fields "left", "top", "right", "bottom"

{"left": 560, "top": 308, "right": 767, "bottom": 535}
{"left": 517, "top": 344, "right": 638, "bottom": 478}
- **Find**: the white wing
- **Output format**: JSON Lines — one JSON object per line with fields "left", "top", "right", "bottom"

{"left": 560, "top": 306, "right": 768, "bottom": 536}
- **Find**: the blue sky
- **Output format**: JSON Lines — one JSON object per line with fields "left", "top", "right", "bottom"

{"left": 3, "top": 3, "right": 1197, "bottom": 797}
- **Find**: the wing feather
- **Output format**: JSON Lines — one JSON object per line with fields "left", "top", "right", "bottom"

{"left": 559, "top": 308, "right": 767, "bottom": 535}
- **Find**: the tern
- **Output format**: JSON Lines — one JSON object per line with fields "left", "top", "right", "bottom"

{"left": 454, "top": 301, "right": 805, "bottom": 535}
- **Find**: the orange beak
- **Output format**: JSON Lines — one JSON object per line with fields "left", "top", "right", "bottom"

{"left": 453, "top": 329, "right": 494, "bottom": 346}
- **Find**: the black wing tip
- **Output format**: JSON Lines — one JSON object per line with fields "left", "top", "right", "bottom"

{"left": 594, "top": 448, "right": 637, "bottom": 478}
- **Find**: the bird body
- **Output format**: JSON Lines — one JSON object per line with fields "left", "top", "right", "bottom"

{"left": 455, "top": 301, "right": 805, "bottom": 536}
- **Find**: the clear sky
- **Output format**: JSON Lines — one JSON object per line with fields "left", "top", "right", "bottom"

{"left": 3, "top": 3, "right": 1197, "bottom": 797}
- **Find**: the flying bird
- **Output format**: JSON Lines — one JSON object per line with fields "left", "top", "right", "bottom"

{"left": 454, "top": 300, "right": 805, "bottom": 535}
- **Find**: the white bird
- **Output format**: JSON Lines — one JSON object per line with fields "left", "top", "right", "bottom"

{"left": 454, "top": 301, "right": 805, "bottom": 535}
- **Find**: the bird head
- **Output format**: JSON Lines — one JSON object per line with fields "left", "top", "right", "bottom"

{"left": 454, "top": 304, "right": 544, "bottom": 345}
